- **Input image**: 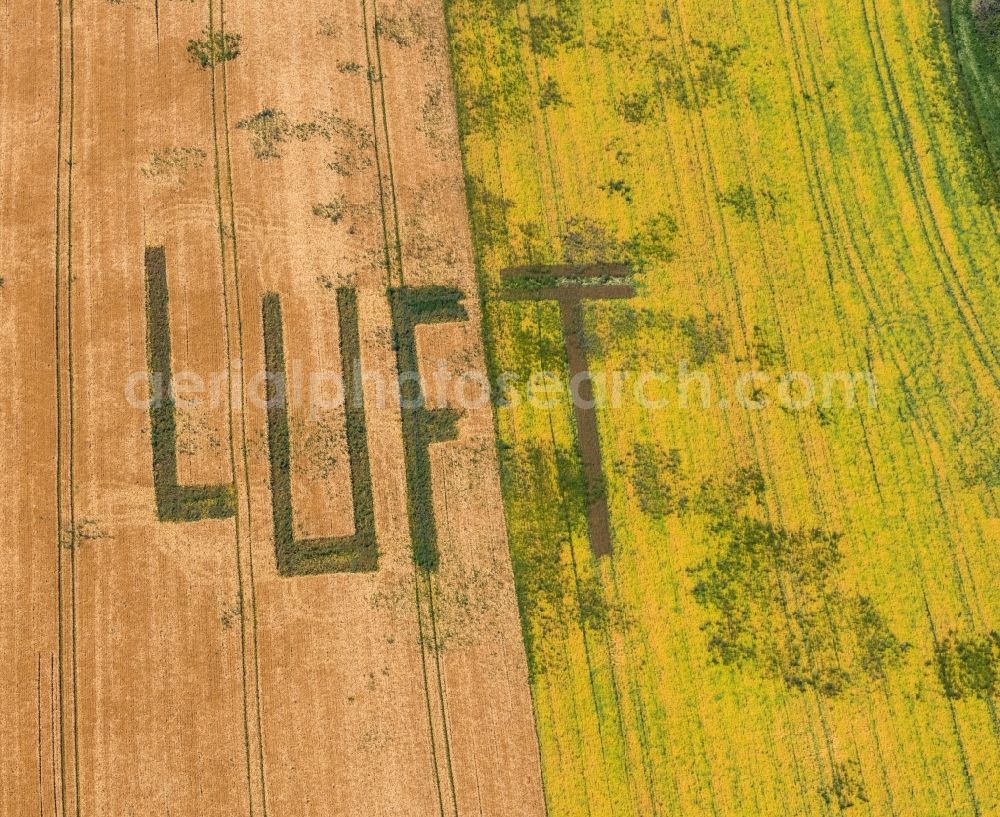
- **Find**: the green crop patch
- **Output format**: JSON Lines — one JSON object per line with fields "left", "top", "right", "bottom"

{"left": 821, "top": 759, "right": 870, "bottom": 811}
{"left": 389, "top": 286, "right": 469, "bottom": 573}
{"left": 936, "top": 630, "right": 1000, "bottom": 700}
{"left": 144, "top": 247, "right": 236, "bottom": 523}
{"left": 262, "top": 289, "right": 377, "bottom": 576}
{"left": 688, "top": 470, "right": 906, "bottom": 697}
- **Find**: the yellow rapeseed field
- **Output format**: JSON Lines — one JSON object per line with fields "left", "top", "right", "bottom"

{"left": 445, "top": 0, "right": 1000, "bottom": 814}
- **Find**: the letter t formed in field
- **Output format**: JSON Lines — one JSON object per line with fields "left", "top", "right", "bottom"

{"left": 501, "top": 264, "right": 635, "bottom": 558}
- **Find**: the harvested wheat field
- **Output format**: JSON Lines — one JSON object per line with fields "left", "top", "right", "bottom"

{"left": 0, "top": 0, "right": 544, "bottom": 815}
{"left": 4, "top": 0, "right": 1000, "bottom": 815}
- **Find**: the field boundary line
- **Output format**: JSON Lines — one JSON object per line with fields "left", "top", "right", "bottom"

{"left": 52, "top": 0, "right": 67, "bottom": 810}
{"left": 52, "top": 0, "right": 81, "bottom": 812}
{"left": 217, "top": 1, "right": 270, "bottom": 812}
{"left": 36, "top": 654, "right": 44, "bottom": 817}
{"left": 66, "top": 1, "right": 81, "bottom": 811}
{"left": 49, "top": 654, "right": 59, "bottom": 817}
{"left": 204, "top": 0, "right": 262, "bottom": 813}
{"left": 439, "top": 5, "right": 556, "bottom": 810}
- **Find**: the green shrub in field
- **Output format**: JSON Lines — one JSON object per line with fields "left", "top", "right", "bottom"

{"left": 141, "top": 147, "right": 206, "bottom": 180}
{"left": 718, "top": 183, "right": 779, "bottom": 222}
{"left": 235, "top": 109, "right": 288, "bottom": 159}
{"left": 646, "top": 38, "right": 745, "bottom": 110}
{"left": 538, "top": 77, "right": 568, "bottom": 110}
{"left": 821, "top": 760, "right": 869, "bottom": 811}
{"left": 187, "top": 28, "right": 241, "bottom": 69}
{"left": 528, "top": 11, "right": 582, "bottom": 57}
{"left": 627, "top": 442, "right": 681, "bottom": 520}
{"left": 312, "top": 199, "right": 348, "bottom": 225}
{"left": 236, "top": 108, "right": 374, "bottom": 177}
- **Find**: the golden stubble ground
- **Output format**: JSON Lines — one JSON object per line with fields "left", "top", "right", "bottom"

{"left": 0, "top": 1, "right": 545, "bottom": 816}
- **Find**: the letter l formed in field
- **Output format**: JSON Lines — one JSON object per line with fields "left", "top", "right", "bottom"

{"left": 501, "top": 264, "right": 636, "bottom": 558}
{"left": 144, "top": 246, "right": 237, "bottom": 521}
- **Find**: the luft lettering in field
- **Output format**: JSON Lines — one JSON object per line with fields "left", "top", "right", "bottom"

{"left": 145, "top": 248, "right": 476, "bottom": 577}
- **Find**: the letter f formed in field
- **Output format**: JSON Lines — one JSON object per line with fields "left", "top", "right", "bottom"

{"left": 501, "top": 264, "right": 635, "bottom": 558}
{"left": 262, "top": 290, "right": 377, "bottom": 576}
{"left": 144, "top": 246, "right": 236, "bottom": 522}
{"left": 389, "top": 286, "right": 469, "bottom": 573}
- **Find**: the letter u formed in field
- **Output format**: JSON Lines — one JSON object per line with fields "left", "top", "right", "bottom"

{"left": 261, "top": 290, "right": 377, "bottom": 575}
